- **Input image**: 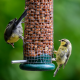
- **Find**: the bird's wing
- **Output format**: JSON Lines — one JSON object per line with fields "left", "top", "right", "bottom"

{"left": 58, "top": 47, "right": 66, "bottom": 58}
{"left": 4, "top": 19, "right": 16, "bottom": 41}
{"left": 63, "top": 47, "right": 72, "bottom": 69}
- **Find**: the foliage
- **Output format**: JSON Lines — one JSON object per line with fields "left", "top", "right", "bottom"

{"left": 0, "top": 0, "right": 80, "bottom": 80}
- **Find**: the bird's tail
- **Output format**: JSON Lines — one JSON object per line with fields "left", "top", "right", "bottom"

{"left": 53, "top": 64, "right": 62, "bottom": 77}
{"left": 53, "top": 66, "right": 59, "bottom": 77}
{"left": 16, "top": 8, "right": 29, "bottom": 25}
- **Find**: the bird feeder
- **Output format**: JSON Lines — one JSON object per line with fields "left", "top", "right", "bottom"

{"left": 12, "top": 0, "right": 55, "bottom": 71}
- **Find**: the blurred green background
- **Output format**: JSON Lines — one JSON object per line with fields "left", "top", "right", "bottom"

{"left": 0, "top": 0, "right": 80, "bottom": 80}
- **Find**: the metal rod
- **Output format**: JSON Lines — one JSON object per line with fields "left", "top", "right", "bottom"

{"left": 11, "top": 60, "right": 27, "bottom": 64}
{"left": 52, "top": 58, "right": 56, "bottom": 61}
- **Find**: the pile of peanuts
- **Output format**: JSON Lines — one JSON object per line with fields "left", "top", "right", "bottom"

{"left": 24, "top": 0, "right": 53, "bottom": 57}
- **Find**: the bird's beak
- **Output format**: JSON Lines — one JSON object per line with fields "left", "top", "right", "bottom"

{"left": 11, "top": 43, "right": 14, "bottom": 48}
{"left": 59, "top": 40, "right": 61, "bottom": 42}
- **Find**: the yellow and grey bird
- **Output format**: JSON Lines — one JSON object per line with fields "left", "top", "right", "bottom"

{"left": 4, "top": 8, "right": 28, "bottom": 48}
{"left": 53, "top": 39, "right": 72, "bottom": 77}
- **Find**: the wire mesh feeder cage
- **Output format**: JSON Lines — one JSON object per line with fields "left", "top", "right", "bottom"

{"left": 12, "top": 0, "right": 55, "bottom": 71}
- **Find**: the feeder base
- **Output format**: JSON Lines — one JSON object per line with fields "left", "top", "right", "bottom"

{"left": 19, "top": 63, "right": 55, "bottom": 71}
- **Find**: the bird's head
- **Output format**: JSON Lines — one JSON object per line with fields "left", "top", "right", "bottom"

{"left": 59, "top": 39, "right": 70, "bottom": 47}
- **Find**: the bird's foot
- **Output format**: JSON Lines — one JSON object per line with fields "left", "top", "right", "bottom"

{"left": 53, "top": 50, "right": 57, "bottom": 54}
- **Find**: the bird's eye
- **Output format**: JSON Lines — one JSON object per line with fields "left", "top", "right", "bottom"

{"left": 61, "top": 40, "right": 64, "bottom": 41}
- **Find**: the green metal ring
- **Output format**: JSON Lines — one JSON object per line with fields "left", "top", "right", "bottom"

{"left": 20, "top": 63, "right": 55, "bottom": 71}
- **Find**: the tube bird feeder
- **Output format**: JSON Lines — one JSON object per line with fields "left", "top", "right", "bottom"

{"left": 12, "top": 0, "right": 55, "bottom": 71}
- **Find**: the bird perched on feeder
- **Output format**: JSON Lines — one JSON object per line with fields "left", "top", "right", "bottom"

{"left": 53, "top": 39, "right": 72, "bottom": 77}
{"left": 4, "top": 8, "right": 28, "bottom": 48}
